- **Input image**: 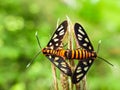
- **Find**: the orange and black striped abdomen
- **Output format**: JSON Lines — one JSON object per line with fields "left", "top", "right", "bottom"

{"left": 42, "top": 48, "right": 66, "bottom": 58}
{"left": 65, "top": 49, "right": 97, "bottom": 60}
{"left": 42, "top": 48, "right": 57, "bottom": 55}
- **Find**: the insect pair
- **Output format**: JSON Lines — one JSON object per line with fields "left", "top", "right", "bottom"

{"left": 33, "top": 20, "right": 113, "bottom": 84}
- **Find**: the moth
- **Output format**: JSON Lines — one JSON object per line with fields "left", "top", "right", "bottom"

{"left": 42, "top": 20, "right": 72, "bottom": 76}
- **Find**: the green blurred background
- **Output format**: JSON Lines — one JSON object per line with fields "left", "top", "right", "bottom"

{"left": 0, "top": 0, "right": 120, "bottom": 90}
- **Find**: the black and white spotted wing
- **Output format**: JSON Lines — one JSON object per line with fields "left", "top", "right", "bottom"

{"left": 47, "top": 20, "right": 68, "bottom": 50}
{"left": 74, "top": 23, "right": 94, "bottom": 51}
{"left": 46, "top": 55, "right": 72, "bottom": 76}
{"left": 72, "top": 58, "right": 94, "bottom": 83}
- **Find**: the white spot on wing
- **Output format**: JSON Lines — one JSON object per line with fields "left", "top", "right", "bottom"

{"left": 61, "top": 62, "right": 66, "bottom": 67}
{"left": 77, "top": 34, "right": 82, "bottom": 38}
{"left": 89, "top": 60, "right": 92, "bottom": 63}
{"left": 83, "top": 62, "right": 87, "bottom": 65}
{"left": 77, "top": 78, "right": 80, "bottom": 81}
{"left": 49, "top": 46, "right": 54, "bottom": 49}
{"left": 78, "top": 27, "right": 85, "bottom": 35}
{"left": 49, "top": 42, "right": 52, "bottom": 46}
{"left": 77, "top": 34, "right": 82, "bottom": 41}
{"left": 59, "top": 29, "right": 64, "bottom": 36}
{"left": 54, "top": 38, "right": 59, "bottom": 42}
{"left": 52, "top": 34, "right": 57, "bottom": 39}
{"left": 54, "top": 62, "right": 59, "bottom": 66}
{"left": 61, "top": 68, "right": 67, "bottom": 73}
{"left": 77, "top": 66, "right": 81, "bottom": 70}
{"left": 55, "top": 43, "right": 59, "bottom": 46}
{"left": 54, "top": 57, "right": 59, "bottom": 61}
{"left": 84, "top": 66, "right": 88, "bottom": 71}
{"left": 57, "top": 25, "right": 63, "bottom": 31}
{"left": 79, "top": 26, "right": 82, "bottom": 30}
{"left": 83, "top": 43, "right": 87, "bottom": 47}
{"left": 76, "top": 69, "right": 81, "bottom": 73}
{"left": 78, "top": 37, "right": 82, "bottom": 41}
{"left": 49, "top": 55, "right": 52, "bottom": 59}
{"left": 85, "top": 38, "right": 89, "bottom": 42}
{"left": 76, "top": 73, "right": 83, "bottom": 79}
{"left": 89, "top": 46, "right": 92, "bottom": 50}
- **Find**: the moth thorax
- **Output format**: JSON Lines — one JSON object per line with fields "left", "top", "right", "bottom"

{"left": 91, "top": 51, "right": 97, "bottom": 58}
{"left": 65, "top": 50, "right": 72, "bottom": 59}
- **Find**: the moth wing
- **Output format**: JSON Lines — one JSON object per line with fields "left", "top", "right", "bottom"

{"left": 47, "top": 20, "right": 68, "bottom": 49}
{"left": 74, "top": 23, "right": 94, "bottom": 51}
{"left": 46, "top": 54, "right": 72, "bottom": 76}
{"left": 72, "top": 58, "right": 94, "bottom": 84}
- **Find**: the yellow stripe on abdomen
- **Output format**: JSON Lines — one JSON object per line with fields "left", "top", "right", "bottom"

{"left": 75, "top": 50, "right": 78, "bottom": 59}
{"left": 72, "top": 50, "right": 74, "bottom": 59}
{"left": 78, "top": 49, "right": 82, "bottom": 59}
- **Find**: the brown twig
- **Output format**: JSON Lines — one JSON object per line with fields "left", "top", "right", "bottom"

{"left": 60, "top": 18, "right": 70, "bottom": 90}
{"left": 82, "top": 76, "right": 87, "bottom": 90}
{"left": 51, "top": 64, "right": 58, "bottom": 90}
{"left": 60, "top": 73, "right": 69, "bottom": 90}
{"left": 51, "top": 19, "right": 61, "bottom": 90}
{"left": 67, "top": 16, "right": 75, "bottom": 90}
{"left": 75, "top": 83, "right": 81, "bottom": 90}
{"left": 73, "top": 20, "right": 87, "bottom": 90}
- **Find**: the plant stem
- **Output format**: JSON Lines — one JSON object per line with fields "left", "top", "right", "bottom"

{"left": 51, "top": 64, "right": 58, "bottom": 90}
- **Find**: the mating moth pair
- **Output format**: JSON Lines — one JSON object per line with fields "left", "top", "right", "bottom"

{"left": 41, "top": 20, "right": 98, "bottom": 84}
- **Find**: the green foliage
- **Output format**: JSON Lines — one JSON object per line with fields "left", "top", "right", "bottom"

{"left": 0, "top": 0, "right": 120, "bottom": 90}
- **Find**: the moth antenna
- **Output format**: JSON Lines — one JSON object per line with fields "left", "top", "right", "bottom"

{"left": 97, "top": 40, "right": 101, "bottom": 54}
{"left": 96, "top": 40, "right": 114, "bottom": 67}
{"left": 35, "top": 32, "right": 42, "bottom": 49}
{"left": 56, "top": 18, "right": 60, "bottom": 28}
{"left": 97, "top": 56, "right": 114, "bottom": 67}
{"left": 26, "top": 32, "right": 42, "bottom": 68}
{"left": 26, "top": 51, "right": 41, "bottom": 68}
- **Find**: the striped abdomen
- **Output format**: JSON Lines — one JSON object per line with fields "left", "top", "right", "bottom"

{"left": 65, "top": 49, "right": 97, "bottom": 60}
{"left": 42, "top": 48, "right": 65, "bottom": 57}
